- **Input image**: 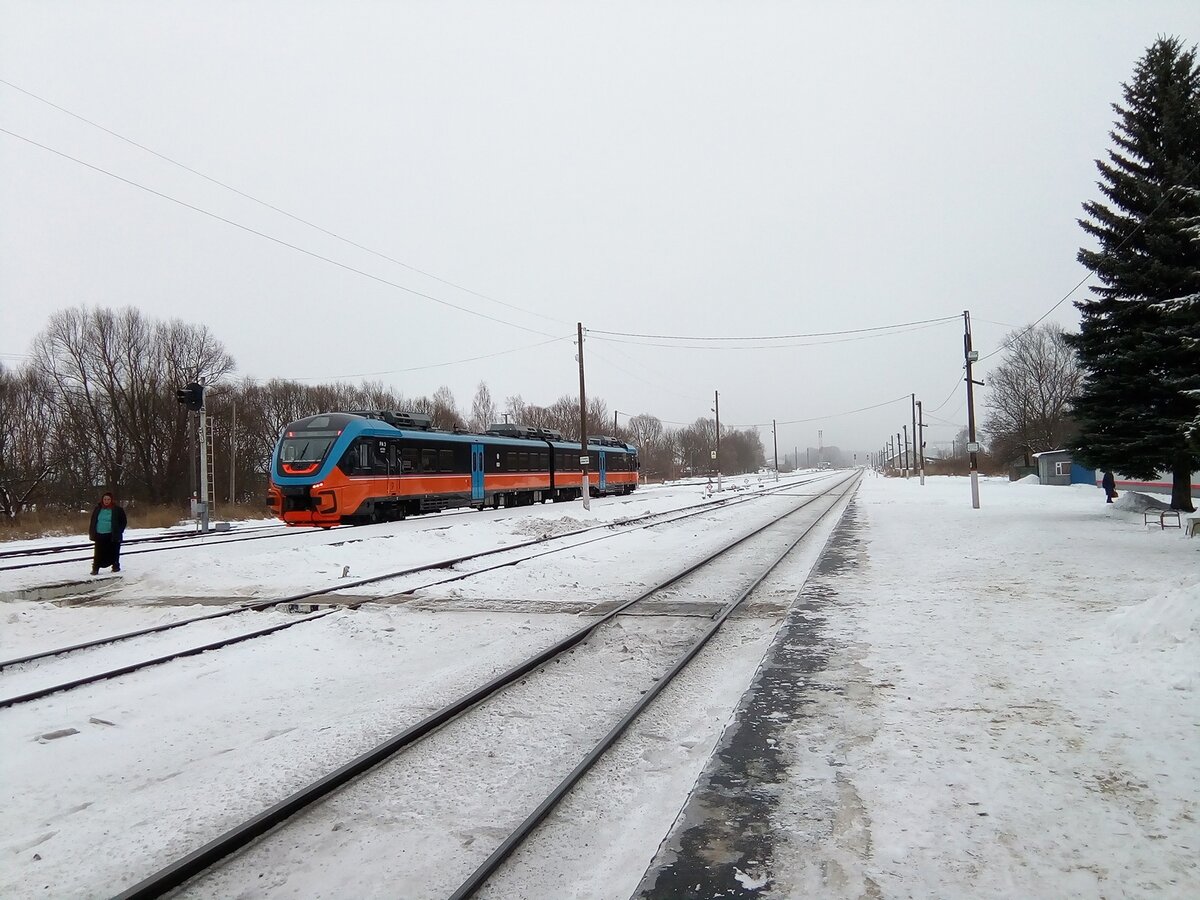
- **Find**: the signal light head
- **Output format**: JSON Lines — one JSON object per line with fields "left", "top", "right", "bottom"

{"left": 175, "top": 382, "right": 204, "bottom": 411}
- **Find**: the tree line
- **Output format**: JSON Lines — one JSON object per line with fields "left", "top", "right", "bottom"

{"left": 0, "top": 306, "right": 764, "bottom": 517}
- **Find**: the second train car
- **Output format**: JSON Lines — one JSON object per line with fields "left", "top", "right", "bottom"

{"left": 267, "top": 410, "right": 639, "bottom": 527}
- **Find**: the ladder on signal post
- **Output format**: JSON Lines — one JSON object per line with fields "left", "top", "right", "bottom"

{"left": 204, "top": 411, "right": 217, "bottom": 519}
{"left": 196, "top": 406, "right": 214, "bottom": 532}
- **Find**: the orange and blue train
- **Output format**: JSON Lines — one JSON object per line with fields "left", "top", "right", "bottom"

{"left": 267, "top": 410, "right": 639, "bottom": 527}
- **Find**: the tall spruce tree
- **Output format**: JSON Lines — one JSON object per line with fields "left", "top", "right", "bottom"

{"left": 1067, "top": 36, "right": 1200, "bottom": 511}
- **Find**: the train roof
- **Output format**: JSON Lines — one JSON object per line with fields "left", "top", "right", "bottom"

{"left": 285, "top": 412, "right": 636, "bottom": 452}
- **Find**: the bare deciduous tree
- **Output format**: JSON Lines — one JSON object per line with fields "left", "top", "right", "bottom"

{"left": 469, "top": 382, "right": 497, "bottom": 432}
{"left": 983, "top": 324, "right": 1082, "bottom": 466}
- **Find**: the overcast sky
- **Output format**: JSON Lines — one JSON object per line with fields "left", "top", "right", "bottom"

{"left": 2, "top": 2, "right": 1198, "bottom": 458}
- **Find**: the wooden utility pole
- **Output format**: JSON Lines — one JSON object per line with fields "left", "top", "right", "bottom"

{"left": 903, "top": 425, "right": 909, "bottom": 478}
{"left": 907, "top": 393, "right": 916, "bottom": 487}
{"left": 964, "top": 310, "right": 982, "bottom": 509}
{"left": 577, "top": 322, "right": 590, "bottom": 511}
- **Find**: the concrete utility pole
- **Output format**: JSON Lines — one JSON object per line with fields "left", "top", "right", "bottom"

{"left": 916, "top": 399, "right": 926, "bottom": 485}
{"left": 613, "top": 410, "right": 618, "bottom": 433}
{"left": 897, "top": 432, "right": 902, "bottom": 474}
{"left": 577, "top": 322, "right": 590, "bottom": 511}
{"left": 714, "top": 390, "right": 722, "bottom": 492}
{"left": 964, "top": 310, "right": 982, "bottom": 509}
{"left": 818, "top": 429, "right": 823, "bottom": 468}
{"left": 903, "top": 425, "right": 910, "bottom": 478}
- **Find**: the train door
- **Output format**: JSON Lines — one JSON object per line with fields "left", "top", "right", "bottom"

{"left": 383, "top": 441, "right": 400, "bottom": 498}
{"left": 471, "top": 443, "right": 485, "bottom": 501}
{"left": 598, "top": 450, "right": 607, "bottom": 493}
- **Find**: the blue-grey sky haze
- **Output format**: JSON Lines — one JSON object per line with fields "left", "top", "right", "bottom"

{"left": 2, "top": 2, "right": 1198, "bottom": 458}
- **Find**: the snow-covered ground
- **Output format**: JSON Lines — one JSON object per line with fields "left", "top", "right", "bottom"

{"left": 0, "top": 472, "right": 1196, "bottom": 898}
{"left": 758, "top": 475, "right": 1199, "bottom": 898}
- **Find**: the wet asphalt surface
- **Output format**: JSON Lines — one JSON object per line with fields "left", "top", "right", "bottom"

{"left": 634, "top": 498, "right": 863, "bottom": 898}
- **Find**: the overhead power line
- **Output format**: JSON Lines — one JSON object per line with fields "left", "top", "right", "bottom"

{"left": 291, "top": 335, "right": 571, "bottom": 381}
{"left": 746, "top": 394, "right": 912, "bottom": 428}
{"left": 978, "top": 157, "right": 1200, "bottom": 363}
{"left": 589, "top": 315, "right": 959, "bottom": 344}
{"left": 0, "top": 127, "right": 559, "bottom": 338}
{"left": 0, "top": 77, "right": 569, "bottom": 329}
{"left": 589, "top": 318, "right": 957, "bottom": 351}
{"left": 927, "top": 374, "right": 964, "bottom": 414}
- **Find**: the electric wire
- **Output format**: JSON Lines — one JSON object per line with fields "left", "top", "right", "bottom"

{"left": 291, "top": 335, "right": 571, "bottom": 381}
{"left": 588, "top": 318, "right": 957, "bottom": 351}
{"left": 926, "top": 374, "right": 965, "bottom": 414}
{"left": 977, "top": 157, "right": 1200, "bottom": 363}
{"left": 746, "top": 394, "right": 911, "bottom": 428}
{"left": 0, "top": 126, "right": 559, "bottom": 338}
{"left": 589, "top": 314, "right": 960, "bottom": 342}
{"left": 0, "top": 77, "right": 570, "bottom": 329}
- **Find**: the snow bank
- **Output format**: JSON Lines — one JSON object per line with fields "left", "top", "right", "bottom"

{"left": 1114, "top": 491, "right": 1171, "bottom": 512}
{"left": 1105, "top": 577, "right": 1200, "bottom": 651}
{"left": 1013, "top": 474, "right": 1040, "bottom": 485}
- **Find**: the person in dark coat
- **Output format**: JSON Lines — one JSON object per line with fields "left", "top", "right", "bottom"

{"left": 89, "top": 492, "right": 128, "bottom": 575}
{"left": 1101, "top": 470, "right": 1117, "bottom": 503}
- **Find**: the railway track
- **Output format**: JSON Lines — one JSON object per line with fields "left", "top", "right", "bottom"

{"left": 0, "top": 523, "right": 322, "bottom": 572}
{"left": 106, "top": 470, "right": 858, "bottom": 899}
{"left": 0, "top": 522, "right": 288, "bottom": 561}
{"left": 0, "top": 479, "right": 778, "bottom": 572}
{"left": 0, "top": 473, "right": 833, "bottom": 708}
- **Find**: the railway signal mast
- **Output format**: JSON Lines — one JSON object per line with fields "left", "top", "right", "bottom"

{"left": 175, "top": 380, "right": 210, "bottom": 531}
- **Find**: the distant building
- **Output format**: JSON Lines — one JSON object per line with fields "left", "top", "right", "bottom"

{"left": 1034, "top": 450, "right": 1200, "bottom": 498}
{"left": 1033, "top": 450, "right": 1093, "bottom": 486}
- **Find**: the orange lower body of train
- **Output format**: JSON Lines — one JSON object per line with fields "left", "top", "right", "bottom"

{"left": 269, "top": 468, "right": 638, "bottom": 527}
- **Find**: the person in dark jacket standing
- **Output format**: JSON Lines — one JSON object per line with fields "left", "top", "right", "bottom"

{"left": 1102, "top": 470, "right": 1117, "bottom": 503}
{"left": 89, "top": 492, "right": 128, "bottom": 575}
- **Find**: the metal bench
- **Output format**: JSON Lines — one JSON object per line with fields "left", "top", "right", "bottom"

{"left": 1143, "top": 509, "right": 1181, "bottom": 530}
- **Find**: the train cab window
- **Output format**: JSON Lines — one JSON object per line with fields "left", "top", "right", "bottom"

{"left": 358, "top": 443, "right": 370, "bottom": 471}
{"left": 439, "top": 449, "right": 454, "bottom": 472}
{"left": 372, "top": 441, "right": 391, "bottom": 475}
{"left": 421, "top": 448, "right": 437, "bottom": 472}
{"left": 401, "top": 446, "right": 417, "bottom": 473}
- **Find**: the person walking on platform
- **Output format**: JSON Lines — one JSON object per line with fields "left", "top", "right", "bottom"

{"left": 89, "top": 491, "right": 127, "bottom": 575}
{"left": 1102, "top": 470, "right": 1117, "bottom": 504}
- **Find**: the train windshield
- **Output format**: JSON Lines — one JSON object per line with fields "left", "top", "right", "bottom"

{"left": 279, "top": 431, "right": 339, "bottom": 463}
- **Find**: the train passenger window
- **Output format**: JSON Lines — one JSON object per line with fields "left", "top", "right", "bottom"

{"left": 401, "top": 446, "right": 417, "bottom": 473}
{"left": 421, "top": 448, "right": 437, "bottom": 472}
{"left": 439, "top": 449, "right": 454, "bottom": 472}
{"left": 518, "top": 451, "right": 529, "bottom": 472}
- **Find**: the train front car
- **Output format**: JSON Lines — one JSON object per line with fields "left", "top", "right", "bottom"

{"left": 267, "top": 413, "right": 364, "bottom": 527}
